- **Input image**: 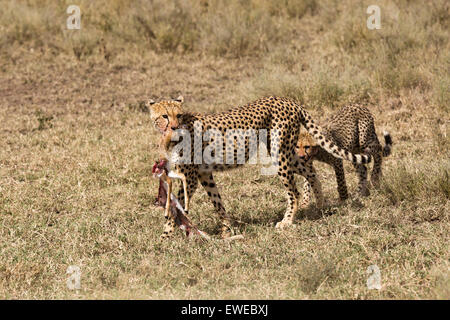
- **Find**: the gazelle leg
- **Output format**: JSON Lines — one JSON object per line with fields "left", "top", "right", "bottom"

{"left": 182, "top": 176, "right": 189, "bottom": 213}
{"left": 164, "top": 177, "right": 173, "bottom": 219}
{"left": 161, "top": 176, "right": 178, "bottom": 239}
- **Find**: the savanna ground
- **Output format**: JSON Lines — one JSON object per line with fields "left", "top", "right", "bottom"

{"left": 0, "top": 0, "right": 449, "bottom": 299}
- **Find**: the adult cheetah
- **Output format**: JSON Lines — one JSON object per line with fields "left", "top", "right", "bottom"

{"left": 296, "top": 104, "right": 392, "bottom": 208}
{"left": 148, "top": 96, "right": 372, "bottom": 238}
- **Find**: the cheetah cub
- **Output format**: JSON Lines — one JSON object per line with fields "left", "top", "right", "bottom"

{"left": 296, "top": 104, "right": 392, "bottom": 207}
{"left": 147, "top": 96, "right": 190, "bottom": 219}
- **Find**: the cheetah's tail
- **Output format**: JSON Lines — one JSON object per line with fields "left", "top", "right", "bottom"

{"left": 382, "top": 131, "right": 393, "bottom": 157}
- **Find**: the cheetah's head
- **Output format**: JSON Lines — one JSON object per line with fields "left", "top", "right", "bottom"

{"left": 296, "top": 128, "right": 319, "bottom": 161}
{"left": 147, "top": 96, "right": 184, "bottom": 134}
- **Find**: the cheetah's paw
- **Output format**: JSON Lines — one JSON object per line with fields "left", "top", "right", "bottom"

{"left": 275, "top": 220, "right": 292, "bottom": 230}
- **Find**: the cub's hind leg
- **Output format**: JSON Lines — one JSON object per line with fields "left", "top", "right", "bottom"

{"left": 364, "top": 142, "right": 383, "bottom": 189}
{"left": 354, "top": 163, "right": 370, "bottom": 197}
{"left": 331, "top": 159, "right": 349, "bottom": 202}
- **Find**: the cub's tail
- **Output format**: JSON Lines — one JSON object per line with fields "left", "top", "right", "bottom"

{"left": 299, "top": 108, "right": 371, "bottom": 165}
{"left": 382, "top": 131, "right": 393, "bottom": 157}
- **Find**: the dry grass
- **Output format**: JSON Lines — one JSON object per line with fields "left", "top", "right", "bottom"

{"left": 0, "top": 0, "right": 449, "bottom": 299}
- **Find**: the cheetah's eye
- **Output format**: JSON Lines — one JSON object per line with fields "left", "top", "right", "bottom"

{"left": 162, "top": 115, "right": 169, "bottom": 119}
{"left": 304, "top": 146, "right": 310, "bottom": 150}
{"left": 176, "top": 114, "right": 182, "bottom": 118}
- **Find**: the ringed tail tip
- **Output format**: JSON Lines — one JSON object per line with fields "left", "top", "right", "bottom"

{"left": 382, "top": 130, "right": 393, "bottom": 157}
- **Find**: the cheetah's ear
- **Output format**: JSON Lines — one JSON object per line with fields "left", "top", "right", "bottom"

{"left": 146, "top": 99, "right": 156, "bottom": 117}
{"left": 146, "top": 99, "right": 156, "bottom": 109}
{"left": 174, "top": 95, "right": 184, "bottom": 103}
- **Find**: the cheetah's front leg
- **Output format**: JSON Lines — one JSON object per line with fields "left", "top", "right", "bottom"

{"left": 199, "top": 172, "right": 233, "bottom": 238}
{"left": 273, "top": 133, "right": 301, "bottom": 230}
{"left": 275, "top": 167, "right": 300, "bottom": 230}
{"left": 176, "top": 169, "right": 199, "bottom": 214}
